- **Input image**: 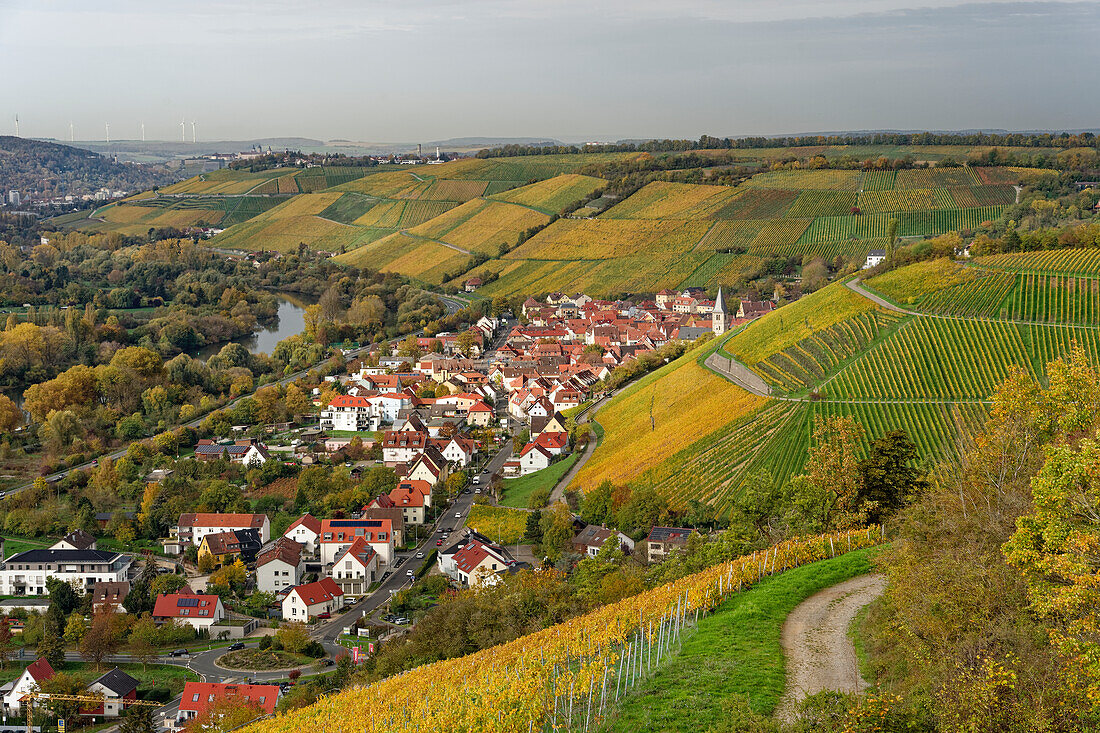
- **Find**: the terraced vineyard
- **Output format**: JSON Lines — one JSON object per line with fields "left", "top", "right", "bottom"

{"left": 978, "top": 248, "right": 1100, "bottom": 276}
{"left": 825, "top": 317, "right": 1100, "bottom": 401}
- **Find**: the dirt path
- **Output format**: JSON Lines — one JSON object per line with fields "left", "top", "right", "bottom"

{"left": 776, "top": 573, "right": 886, "bottom": 723}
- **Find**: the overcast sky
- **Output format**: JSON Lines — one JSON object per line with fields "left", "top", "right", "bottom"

{"left": 1, "top": 0, "right": 1098, "bottom": 143}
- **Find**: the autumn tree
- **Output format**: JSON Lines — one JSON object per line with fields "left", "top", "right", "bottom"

{"left": 0, "top": 618, "right": 14, "bottom": 669}
{"left": 804, "top": 414, "right": 865, "bottom": 529}
{"left": 119, "top": 704, "right": 156, "bottom": 733}
{"left": 40, "top": 672, "right": 95, "bottom": 725}
{"left": 0, "top": 394, "right": 22, "bottom": 432}
{"left": 80, "top": 611, "right": 124, "bottom": 670}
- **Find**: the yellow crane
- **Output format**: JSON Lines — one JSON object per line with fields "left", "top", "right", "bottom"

{"left": 21, "top": 691, "right": 162, "bottom": 733}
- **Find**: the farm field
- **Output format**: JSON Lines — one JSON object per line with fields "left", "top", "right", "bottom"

{"left": 336, "top": 232, "right": 472, "bottom": 283}
{"left": 507, "top": 218, "right": 711, "bottom": 260}
{"left": 465, "top": 505, "right": 529, "bottom": 545}
{"left": 212, "top": 192, "right": 394, "bottom": 253}
{"left": 58, "top": 194, "right": 290, "bottom": 235}
{"left": 159, "top": 168, "right": 301, "bottom": 195}
{"left": 405, "top": 198, "right": 551, "bottom": 256}
{"left": 978, "top": 248, "right": 1100, "bottom": 276}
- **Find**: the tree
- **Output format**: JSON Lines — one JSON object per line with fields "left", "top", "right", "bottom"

{"left": 580, "top": 481, "right": 614, "bottom": 526}
{"left": 524, "top": 510, "right": 543, "bottom": 544}
{"left": 63, "top": 612, "right": 87, "bottom": 644}
{"left": 0, "top": 394, "right": 22, "bottom": 433}
{"left": 119, "top": 704, "right": 156, "bottom": 733}
{"left": 804, "top": 415, "right": 865, "bottom": 530}
{"left": 276, "top": 622, "right": 310, "bottom": 654}
{"left": 37, "top": 618, "right": 66, "bottom": 669}
{"left": 886, "top": 218, "right": 898, "bottom": 263}
{"left": 0, "top": 618, "right": 14, "bottom": 669}
{"left": 539, "top": 502, "right": 575, "bottom": 561}
{"left": 455, "top": 330, "right": 476, "bottom": 356}
{"left": 188, "top": 696, "right": 266, "bottom": 732}
{"left": 284, "top": 383, "right": 309, "bottom": 416}
{"left": 129, "top": 617, "right": 159, "bottom": 671}
{"left": 40, "top": 672, "right": 95, "bottom": 726}
{"left": 81, "top": 611, "right": 124, "bottom": 670}
{"left": 209, "top": 559, "right": 247, "bottom": 591}
{"left": 856, "top": 430, "right": 926, "bottom": 522}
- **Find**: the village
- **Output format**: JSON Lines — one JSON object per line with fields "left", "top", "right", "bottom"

{"left": 0, "top": 285, "right": 774, "bottom": 730}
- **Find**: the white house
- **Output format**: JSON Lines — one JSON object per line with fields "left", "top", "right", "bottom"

{"left": 382, "top": 430, "right": 427, "bottom": 466}
{"left": 321, "top": 395, "right": 374, "bottom": 432}
{"left": 439, "top": 437, "right": 476, "bottom": 467}
{"left": 370, "top": 392, "right": 413, "bottom": 424}
{"left": 152, "top": 593, "right": 226, "bottom": 631}
{"left": 863, "top": 249, "right": 886, "bottom": 269}
{"left": 86, "top": 668, "right": 140, "bottom": 717}
{"left": 0, "top": 657, "right": 53, "bottom": 713}
{"left": 0, "top": 547, "right": 132, "bottom": 596}
{"left": 282, "top": 578, "right": 343, "bottom": 621}
{"left": 517, "top": 443, "right": 553, "bottom": 476}
{"left": 171, "top": 513, "right": 270, "bottom": 552}
{"left": 255, "top": 540, "right": 304, "bottom": 594}
{"left": 329, "top": 537, "right": 380, "bottom": 595}
{"left": 51, "top": 529, "right": 96, "bottom": 551}
{"left": 283, "top": 514, "right": 321, "bottom": 553}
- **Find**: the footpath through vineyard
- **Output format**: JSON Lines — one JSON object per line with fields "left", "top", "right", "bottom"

{"left": 245, "top": 528, "right": 884, "bottom": 733}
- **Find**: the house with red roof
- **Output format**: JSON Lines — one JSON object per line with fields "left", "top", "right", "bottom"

{"left": 153, "top": 593, "right": 225, "bottom": 631}
{"left": 1, "top": 657, "right": 53, "bottom": 712}
{"left": 172, "top": 513, "right": 270, "bottom": 550}
{"left": 320, "top": 395, "right": 376, "bottom": 432}
{"left": 377, "top": 481, "right": 431, "bottom": 525}
{"left": 533, "top": 431, "right": 569, "bottom": 456}
{"left": 382, "top": 429, "right": 428, "bottom": 466}
{"left": 517, "top": 442, "right": 554, "bottom": 475}
{"left": 177, "top": 682, "right": 279, "bottom": 724}
{"left": 256, "top": 538, "right": 304, "bottom": 593}
{"left": 284, "top": 513, "right": 321, "bottom": 553}
{"left": 328, "top": 537, "right": 379, "bottom": 595}
{"left": 282, "top": 577, "right": 344, "bottom": 621}
{"left": 466, "top": 399, "right": 494, "bottom": 427}
{"left": 319, "top": 518, "right": 394, "bottom": 565}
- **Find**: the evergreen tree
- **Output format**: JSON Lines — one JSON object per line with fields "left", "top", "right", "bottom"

{"left": 119, "top": 705, "right": 155, "bottom": 733}
{"left": 37, "top": 618, "right": 65, "bottom": 669}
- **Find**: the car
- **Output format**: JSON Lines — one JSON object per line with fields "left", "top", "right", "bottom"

{"left": 383, "top": 614, "right": 396, "bottom": 622}
{"left": 462, "top": 489, "right": 471, "bottom": 494}
{"left": 472, "top": 475, "right": 481, "bottom": 485}
{"left": 444, "top": 527, "right": 453, "bottom": 532}
{"left": 436, "top": 540, "right": 443, "bottom": 546}
{"left": 319, "top": 658, "right": 334, "bottom": 667}
{"left": 344, "top": 461, "right": 352, "bottom": 467}
{"left": 455, "top": 512, "right": 462, "bottom": 518}
{"left": 169, "top": 649, "right": 188, "bottom": 657}
{"left": 393, "top": 617, "right": 409, "bottom": 625}
{"left": 317, "top": 611, "right": 331, "bottom": 620}
{"left": 405, "top": 569, "right": 414, "bottom": 577}
{"left": 415, "top": 551, "right": 424, "bottom": 558}
{"left": 475, "top": 488, "right": 481, "bottom": 494}
{"left": 91, "top": 459, "right": 99, "bottom": 467}
{"left": 228, "top": 642, "right": 245, "bottom": 651}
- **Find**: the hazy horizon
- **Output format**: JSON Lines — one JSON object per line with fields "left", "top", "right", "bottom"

{"left": 2, "top": 0, "right": 1098, "bottom": 143}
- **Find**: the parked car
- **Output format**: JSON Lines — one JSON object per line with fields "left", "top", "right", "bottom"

{"left": 415, "top": 551, "right": 424, "bottom": 559}
{"left": 436, "top": 540, "right": 443, "bottom": 546}
{"left": 462, "top": 489, "right": 471, "bottom": 494}
{"left": 405, "top": 569, "right": 414, "bottom": 577}
{"left": 319, "top": 658, "right": 334, "bottom": 667}
{"left": 454, "top": 512, "right": 462, "bottom": 518}
{"left": 228, "top": 642, "right": 245, "bottom": 651}
{"left": 317, "top": 611, "right": 331, "bottom": 620}
{"left": 472, "top": 475, "right": 480, "bottom": 485}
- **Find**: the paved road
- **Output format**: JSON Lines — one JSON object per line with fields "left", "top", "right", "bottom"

{"left": 547, "top": 390, "right": 618, "bottom": 503}
{"left": 703, "top": 351, "right": 772, "bottom": 397}
{"left": 844, "top": 278, "right": 912, "bottom": 315}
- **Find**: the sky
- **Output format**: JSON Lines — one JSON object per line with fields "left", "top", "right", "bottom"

{"left": 1, "top": 0, "right": 1098, "bottom": 143}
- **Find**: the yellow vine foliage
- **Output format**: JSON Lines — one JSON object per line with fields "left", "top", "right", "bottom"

{"left": 245, "top": 528, "right": 882, "bottom": 733}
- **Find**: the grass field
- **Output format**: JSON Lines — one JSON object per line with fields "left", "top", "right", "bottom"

{"left": 571, "top": 343, "right": 766, "bottom": 498}
{"left": 500, "top": 454, "right": 580, "bottom": 508}
{"left": 603, "top": 548, "right": 877, "bottom": 731}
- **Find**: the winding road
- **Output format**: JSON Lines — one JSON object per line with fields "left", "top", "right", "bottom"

{"left": 776, "top": 574, "right": 886, "bottom": 723}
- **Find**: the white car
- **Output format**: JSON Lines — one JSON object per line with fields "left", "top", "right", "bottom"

{"left": 454, "top": 512, "right": 462, "bottom": 519}
{"left": 405, "top": 569, "right": 414, "bottom": 577}
{"left": 415, "top": 551, "right": 424, "bottom": 559}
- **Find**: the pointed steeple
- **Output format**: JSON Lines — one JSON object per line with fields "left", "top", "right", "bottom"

{"left": 713, "top": 287, "right": 728, "bottom": 315}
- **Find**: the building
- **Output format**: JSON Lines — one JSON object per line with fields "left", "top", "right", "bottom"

{"left": 464, "top": 277, "right": 483, "bottom": 292}
{"left": 255, "top": 539, "right": 304, "bottom": 594}
{"left": 170, "top": 513, "right": 270, "bottom": 553}
{"left": 466, "top": 401, "right": 494, "bottom": 426}
{"left": 0, "top": 657, "right": 53, "bottom": 713}
{"left": 320, "top": 395, "right": 375, "bottom": 432}
{"left": 517, "top": 443, "right": 553, "bottom": 475}
{"left": 572, "top": 524, "right": 635, "bottom": 558}
{"left": 91, "top": 581, "right": 130, "bottom": 613}
{"left": 863, "top": 249, "right": 886, "bottom": 269}
{"left": 319, "top": 518, "right": 394, "bottom": 566}
{"left": 711, "top": 287, "right": 729, "bottom": 336}
{"left": 85, "top": 668, "right": 139, "bottom": 717}
{"left": 329, "top": 537, "right": 379, "bottom": 596}
{"left": 152, "top": 593, "right": 226, "bottom": 631}
{"left": 437, "top": 532, "right": 523, "bottom": 587}
{"left": 0, "top": 547, "right": 132, "bottom": 596}
{"left": 284, "top": 514, "right": 321, "bottom": 553}
{"left": 51, "top": 529, "right": 96, "bottom": 551}
{"left": 736, "top": 300, "right": 775, "bottom": 319}
{"left": 198, "top": 529, "right": 262, "bottom": 567}
{"left": 404, "top": 444, "right": 448, "bottom": 485}
{"left": 193, "top": 439, "right": 270, "bottom": 466}
{"left": 177, "top": 682, "right": 280, "bottom": 724}
{"left": 645, "top": 527, "right": 695, "bottom": 563}
{"left": 7, "top": 191, "right": 19, "bottom": 207}
{"left": 282, "top": 578, "right": 343, "bottom": 621}
{"left": 382, "top": 430, "right": 427, "bottom": 466}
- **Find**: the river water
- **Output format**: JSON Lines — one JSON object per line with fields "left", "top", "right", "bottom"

{"left": 195, "top": 292, "right": 313, "bottom": 360}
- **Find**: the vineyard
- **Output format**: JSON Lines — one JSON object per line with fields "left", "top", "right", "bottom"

{"left": 490, "top": 174, "right": 605, "bottom": 214}
{"left": 865, "top": 258, "right": 980, "bottom": 304}
{"left": 855, "top": 187, "right": 954, "bottom": 213}
{"left": 785, "top": 190, "right": 858, "bottom": 218}
{"left": 978, "top": 248, "right": 1100, "bottom": 276}
{"left": 825, "top": 316, "right": 1100, "bottom": 401}
{"left": 407, "top": 199, "right": 552, "bottom": 256}
{"left": 507, "top": 219, "right": 711, "bottom": 261}
{"left": 895, "top": 167, "right": 981, "bottom": 188}
{"left": 749, "top": 310, "right": 906, "bottom": 393}
{"left": 743, "top": 169, "right": 863, "bottom": 190}
{"left": 571, "top": 344, "right": 767, "bottom": 495}
{"left": 337, "top": 232, "right": 472, "bottom": 284}
{"left": 465, "top": 505, "right": 529, "bottom": 545}
{"left": 599, "top": 182, "right": 738, "bottom": 220}
{"left": 244, "top": 530, "right": 883, "bottom": 733}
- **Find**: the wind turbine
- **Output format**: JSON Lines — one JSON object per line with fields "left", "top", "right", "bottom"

{"left": 141, "top": 121, "right": 145, "bottom": 142}
{"left": 191, "top": 120, "right": 196, "bottom": 144}
{"left": 105, "top": 122, "right": 110, "bottom": 144}
{"left": 13, "top": 115, "right": 19, "bottom": 137}
{"left": 69, "top": 121, "right": 74, "bottom": 142}
{"left": 180, "top": 119, "right": 186, "bottom": 143}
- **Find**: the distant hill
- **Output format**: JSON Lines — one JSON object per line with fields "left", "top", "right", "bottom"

{"left": 0, "top": 136, "right": 178, "bottom": 200}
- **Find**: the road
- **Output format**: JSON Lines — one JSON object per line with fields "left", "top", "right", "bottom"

{"left": 8, "top": 294, "right": 466, "bottom": 497}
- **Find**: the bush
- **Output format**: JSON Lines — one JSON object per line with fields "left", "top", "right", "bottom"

{"left": 303, "top": 640, "right": 325, "bottom": 658}
{"left": 527, "top": 488, "right": 551, "bottom": 509}
{"left": 258, "top": 635, "right": 271, "bottom": 650}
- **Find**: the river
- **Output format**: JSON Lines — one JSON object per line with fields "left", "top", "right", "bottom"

{"left": 195, "top": 292, "right": 314, "bottom": 360}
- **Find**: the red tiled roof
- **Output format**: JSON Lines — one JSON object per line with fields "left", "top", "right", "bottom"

{"left": 152, "top": 593, "right": 220, "bottom": 619}
{"left": 179, "top": 682, "right": 279, "bottom": 717}
{"left": 25, "top": 657, "right": 54, "bottom": 683}
{"left": 289, "top": 577, "right": 342, "bottom": 606}
{"left": 178, "top": 513, "right": 266, "bottom": 530}
{"left": 286, "top": 513, "right": 321, "bottom": 535}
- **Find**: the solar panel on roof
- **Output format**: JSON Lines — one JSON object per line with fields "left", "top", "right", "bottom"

{"left": 177, "top": 597, "right": 200, "bottom": 607}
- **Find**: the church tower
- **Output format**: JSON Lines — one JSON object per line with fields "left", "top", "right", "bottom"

{"left": 712, "top": 287, "right": 728, "bottom": 336}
